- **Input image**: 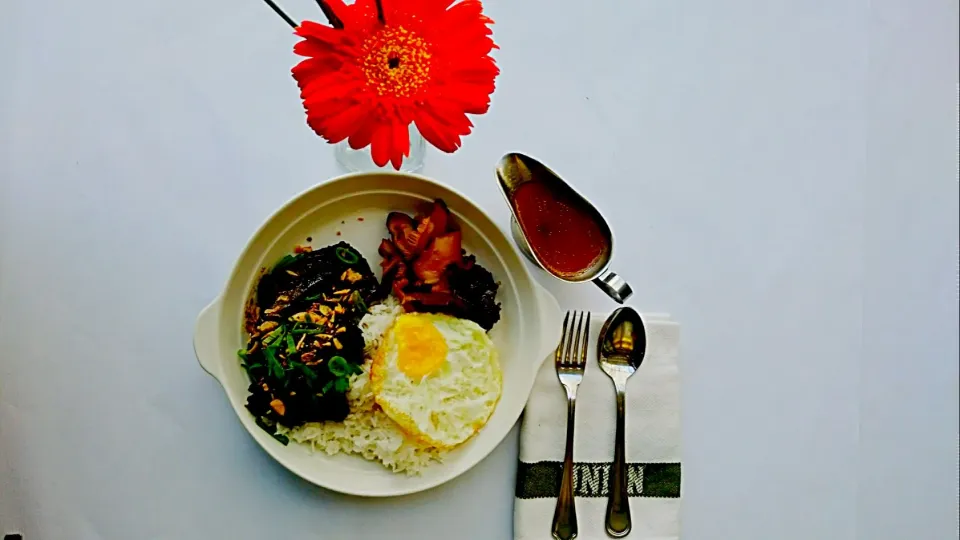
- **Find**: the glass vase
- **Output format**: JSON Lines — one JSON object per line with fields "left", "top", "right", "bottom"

{"left": 334, "top": 123, "right": 426, "bottom": 173}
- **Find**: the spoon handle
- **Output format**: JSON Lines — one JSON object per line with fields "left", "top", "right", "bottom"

{"left": 606, "top": 388, "right": 631, "bottom": 537}
{"left": 552, "top": 395, "right": 578, "bottom": 540}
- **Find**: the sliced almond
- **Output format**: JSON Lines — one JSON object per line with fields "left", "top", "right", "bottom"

{"left": 269, "top": 399, "right": 286, "bottom": 416}
{"left": 341, "top": 269, "right": 363, "bottom": 283}
{"left": 333, "top": 338, "right": 343, "bottom": 350}
{"left": 291, "top": 312, "right": 323, "bottom": 324}
{"left": 258, "top": 321, "right": 279, "bottom": 332}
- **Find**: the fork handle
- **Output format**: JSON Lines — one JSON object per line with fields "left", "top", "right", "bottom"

{"left": 552, "top": 395, "right": 578, "bottom": 540}
{"left": 606, "top": 387, "right": 632, "bottom": 537}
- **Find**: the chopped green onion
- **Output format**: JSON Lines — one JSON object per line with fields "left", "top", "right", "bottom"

{"left": 264, "top": 326, "right": 285, "bottom": 345}
{"left": 328, "top": 356, "right": 350, "bottom": 377}
{"left": 351, "top": 291, "right": 368, "bottom": 313}
{"left": 334, "top": 377, "right": 349, "bottom": 393}
{"left": 335, "top": 246, "right": 359, "bottom": 265}
{"left": 322, "top": 380, "right": 334, "bottom": 394}
{"left": 303, "top": 293, "right": 323, "bottom": 302}
{"left": 263, "top": 347, "right": 284, "bottom": 379}
{"left": 255, "top": 416, "right": 286, "bottom": 445}
{"left": 285, "top": 334, "right": 296, "bottom": 354}
{"left": 255, "top": 416, "right": 274, "bottom": 433}
{"left": 290, "top": 328, "right": 325, "bottom": 335}
{"left": 272, "top": 253, "right": 299, "bottom": 272}
{"left": 237, "top": 349, "right": 249, "bottom": 360}
{"left": 289, "top": 360, "right": 318, "bottom": 381}
{"left": 242, "top": 362, "right": 263, "bottom": 372}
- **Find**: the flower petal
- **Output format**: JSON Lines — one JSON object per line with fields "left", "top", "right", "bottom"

{"left": 316, "top": 101, "right": 373, "bottom": 143}
{"left": 294, "top": 38, "right": 347, "bottom": 59}
{"left": 415, "top": 108, "right": 460, "bottom": 153}
{"left": 391, "top": 120, "right": 410, "bottom": 168}
{"left": 294, "top": 20, "right": 341, "bottom": 42}
{"left": 341, "top": 0, "right": 379, "bottom": 28}
{"left": 348, "top": 114, "right": 378, "bottom": 150}
{"left": 301, "top": 75, "right": 363, "bottom": 104}
{"left": 370, "top": 123, "right": 393, "bottom": 167}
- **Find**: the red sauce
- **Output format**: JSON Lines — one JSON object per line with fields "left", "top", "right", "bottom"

{"left": 511, "top": 181, "right": 608, "bottom": 277}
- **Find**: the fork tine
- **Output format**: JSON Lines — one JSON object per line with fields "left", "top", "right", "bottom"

{"left": 579, "top": 312, "right": 590, "bottom": 365}
{"left": 555, "top": 311, "right": 570, "bottom": 365}
{"left": 571, "top": 311, "right": 585, "bottom": 366}
{"left": 563, "top": 311, "right": 578, "bottom": 366}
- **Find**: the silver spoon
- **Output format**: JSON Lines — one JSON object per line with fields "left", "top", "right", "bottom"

{"left": 597, "top": 307, "right": 647, "bottom": 537}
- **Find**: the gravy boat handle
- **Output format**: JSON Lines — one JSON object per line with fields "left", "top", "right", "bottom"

{"left": 593, "top": 270, "right": 633, "bottom": 304}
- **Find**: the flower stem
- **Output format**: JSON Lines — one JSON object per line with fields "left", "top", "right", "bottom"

{"left": 314, "top": 0, "right": 344, "bottom": 29}
{"left": 261, "top": 0, "right": 297, "bottom": 28}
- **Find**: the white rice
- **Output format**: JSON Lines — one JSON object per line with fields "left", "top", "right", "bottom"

{"left": 359, "top": 296, "right": 404, "bottom": 354}
{"left": 279, "top": 297, "right": 445, "bottom": 475}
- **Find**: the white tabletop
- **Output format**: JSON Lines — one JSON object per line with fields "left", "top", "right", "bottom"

{"left": 1, "top": 0, "right": 957, "bottom": 538}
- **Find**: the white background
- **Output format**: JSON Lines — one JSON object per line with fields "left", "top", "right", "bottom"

{"left": 1, "top": 0, "right": 957, "bottom": 538}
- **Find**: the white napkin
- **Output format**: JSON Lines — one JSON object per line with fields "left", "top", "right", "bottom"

{"left": 515, "top": 313, "right": 681, "bottom": 540}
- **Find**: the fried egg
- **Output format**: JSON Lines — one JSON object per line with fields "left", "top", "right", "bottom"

{"left": 370, "top": 312, "right": 502, "bottom": 449}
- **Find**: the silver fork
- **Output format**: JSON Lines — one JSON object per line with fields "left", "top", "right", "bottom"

{"left": 551, "top": 311, "right": 590, "bottom": 540}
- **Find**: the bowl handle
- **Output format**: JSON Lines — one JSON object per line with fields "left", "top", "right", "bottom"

{"left": 194, "top": 297, "right": 223, "bottom": 381}
{"left": 532, "top": 282, "right": 564, "bottom": 373}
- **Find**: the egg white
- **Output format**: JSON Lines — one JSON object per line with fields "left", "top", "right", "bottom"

{"left": 370, "top": 313, "right": 502, "bottom": 449}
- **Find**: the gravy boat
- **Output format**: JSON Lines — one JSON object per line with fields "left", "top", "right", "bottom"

{"left": 495, "top": 152, "right": 633, "bottom": 304}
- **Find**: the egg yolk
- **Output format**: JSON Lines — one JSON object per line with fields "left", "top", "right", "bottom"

{"left": 395, "top": 316, "right": 448, "bottom": 379}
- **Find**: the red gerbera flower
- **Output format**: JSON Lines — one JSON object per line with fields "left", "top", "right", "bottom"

{"left": 291, "top": 0, "right": 499, "bottom": 170}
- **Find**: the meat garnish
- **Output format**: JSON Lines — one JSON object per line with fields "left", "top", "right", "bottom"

{"left": 413, "top": 231, "right": 462, "bottom": 285}
{"left": 411, "top": 200, "right": 450, "bottom": 253}
{"left": 386, "top": 212, "right": 419, "bottom": 259}
{"left": 378, "top": 199, "right": 501, "bottom": 330}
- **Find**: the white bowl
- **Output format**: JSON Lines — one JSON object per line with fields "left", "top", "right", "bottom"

{"left": 192, "top": 172, "right": 563, "bottom": 497}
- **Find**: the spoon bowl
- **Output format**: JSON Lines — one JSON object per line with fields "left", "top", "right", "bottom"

{"left": 596, "top": 306, "right": 647, "bottom": 537}
{"left": 598, "top": 307, "right": 647, "bottom": 373}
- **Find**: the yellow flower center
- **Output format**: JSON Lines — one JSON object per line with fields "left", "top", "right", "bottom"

{"left": 360, "top": 26, "right": 432, "bottom": 98}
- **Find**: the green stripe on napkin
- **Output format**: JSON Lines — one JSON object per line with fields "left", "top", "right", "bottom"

{"left": 515, "top": 462, "right": 681, "bottom": 499}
